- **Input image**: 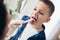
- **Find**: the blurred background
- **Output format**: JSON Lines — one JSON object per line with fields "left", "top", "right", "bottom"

{"left": 4, "top": 0, "right": 60, "bottom": 40}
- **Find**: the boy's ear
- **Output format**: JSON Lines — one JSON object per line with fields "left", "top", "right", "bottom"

{"left": 45, "top": 17, "right": 50, "bottom": 23}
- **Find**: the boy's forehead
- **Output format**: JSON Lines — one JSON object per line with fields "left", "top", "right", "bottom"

{"left": 36, "top": 1, "right": 47, "bottom": 7}
{"left": 35, "top": 1, "right": 47, "bottom": 10}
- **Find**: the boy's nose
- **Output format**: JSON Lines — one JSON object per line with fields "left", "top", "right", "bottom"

{"left": 33, "top": 11, "right": 38, "bottom": 16}
{"left": 32, "top": 11, "right": 38, "bottom": 18}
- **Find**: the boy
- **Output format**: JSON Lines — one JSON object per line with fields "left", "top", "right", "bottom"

{"left": 9, "top": 0, "right": 55, "bottom": 40}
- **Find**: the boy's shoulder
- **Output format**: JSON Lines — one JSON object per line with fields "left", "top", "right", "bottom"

{"left": 27, "top": 27, "right": 46, "bottom": 40}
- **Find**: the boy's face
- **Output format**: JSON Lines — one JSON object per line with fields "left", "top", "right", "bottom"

{"left": 30, "top": 1, "right": 50, "bottom": 25}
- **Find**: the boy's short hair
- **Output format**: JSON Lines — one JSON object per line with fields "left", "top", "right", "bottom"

{"left": 40, "top": 0, "right": 55, "bottom": 17}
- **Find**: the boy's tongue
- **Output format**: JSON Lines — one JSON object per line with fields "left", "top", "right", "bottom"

{"left": 30, "top": 17, "right": 37, "bottom": 24}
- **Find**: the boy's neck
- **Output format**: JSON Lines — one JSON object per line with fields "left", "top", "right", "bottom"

{"left": 29, "top": 23, "right": 43, "bottom": 31}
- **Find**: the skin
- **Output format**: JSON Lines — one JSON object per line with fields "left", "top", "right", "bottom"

{"left": 29, "top": 1, "right": 50, "bottom": 30}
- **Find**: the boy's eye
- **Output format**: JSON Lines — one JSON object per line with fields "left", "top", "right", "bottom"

{"left": 39, "top": 11, "right": 44, "bottom": 15}
{"left": 34, "top": 8, "right": 37, "bottom": 10}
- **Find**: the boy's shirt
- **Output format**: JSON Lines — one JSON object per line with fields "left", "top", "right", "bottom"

{"left": 18, "top": 23, "right": 38, "bottom": 40}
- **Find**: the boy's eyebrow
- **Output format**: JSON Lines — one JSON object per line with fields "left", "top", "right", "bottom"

{"left": 34, "top": 6, "right": 37, "bottom": 8}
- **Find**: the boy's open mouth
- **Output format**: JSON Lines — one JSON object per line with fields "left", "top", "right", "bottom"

{"left": 32, "top": 17, "right": 37, "bottom": 21}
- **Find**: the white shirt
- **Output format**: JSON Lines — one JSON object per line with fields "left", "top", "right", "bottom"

{"left": 18, "top": 23, "right": 38, "bottom": 40}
